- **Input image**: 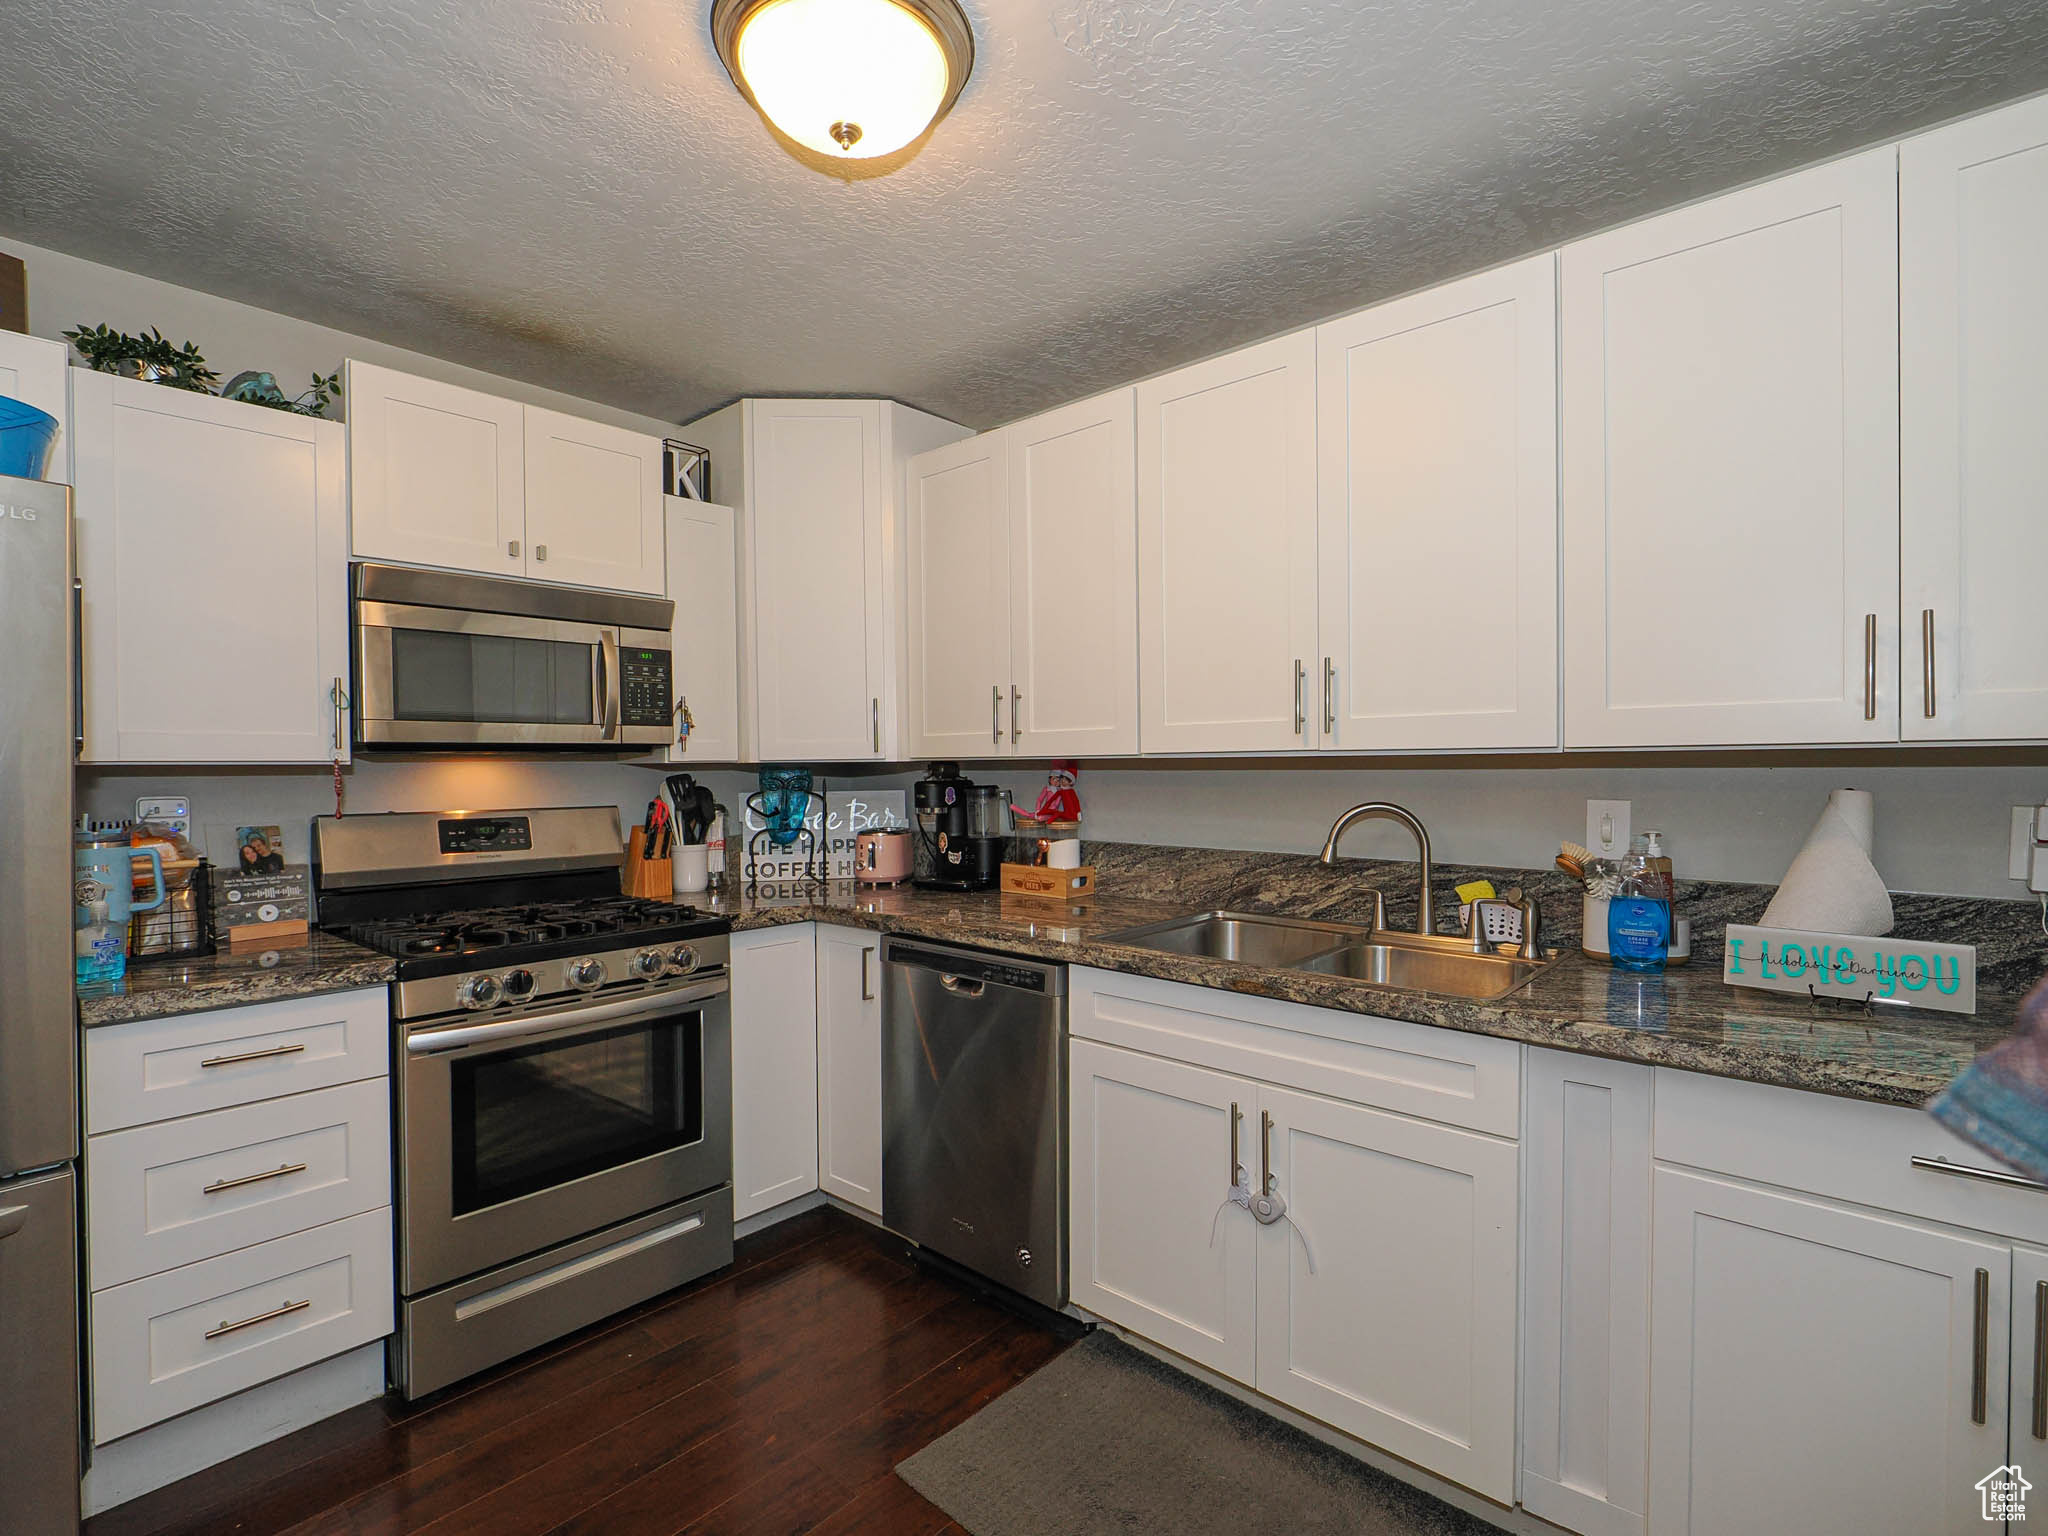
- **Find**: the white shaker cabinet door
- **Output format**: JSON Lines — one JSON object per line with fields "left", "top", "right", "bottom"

{"left": 730, "top": 925, "right": 820, "bottom": 1220}
{"left": 1252, "top": 1083, "right": 1519, "bottom": 1503}
{"left": 521, "top": 407, "right": 664, "bottom": 594}
{"left": 1316, "top": 255, "right": 1559, "bottom": 752}
{"left": 1902, "top": 93, "right": 2048, "bottom": 742}
{"left": 664, "top": 497, "right": 743, "bottom": 763}
{"left": 747, "top": 400, "right": 886, "bottom": 760}
{"left": 814, "top": 925, "right": 883, "bottom": 1215}
{"left": 1138, "top": 332, "right": 1320, "bottom": 754}
{"left": 1068, "top": 1038, "right": 1258, "bottom": 1385}
{"left": 2010, "top": 1243, "right": 2048, "bottom": 1467}
{"left": 1007, "top": 389, "right": 1140, "bottom": 757}
{"left": 344, "top": 360, "right": 524, "bottom": 578}
{"left": 72, "top": 372, "right": 351, "bottom": 764}
{"left": 905, "top": 432, "right": 1012, "bottom": 757}
{"left": 1647, "top": 1167, "right": 2007, "bottom": 1536}
{"left": 1561, "top": 148, "right": 1900, "bottom": 747}
{"left": 0, "top": 331, "right": 70, "bottom": 480}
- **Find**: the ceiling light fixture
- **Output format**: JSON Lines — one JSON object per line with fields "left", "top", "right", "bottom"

{"left": 711, "top": 0, "right": 974, "bottom": 160}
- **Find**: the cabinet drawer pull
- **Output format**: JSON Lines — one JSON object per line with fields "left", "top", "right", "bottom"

{"left": 1293, "top": 661, "right": 1305, "bottom": 735}
{"left": 1322, "top": 657, "right": 1335, "bottom": 737}
{"left": 507, "top": 540, "right": 520, "bottom": 558}
{"left": 872, "top": 697, "right": 880, "bottom": 754}
{"left": 860, "top": 946, "right": 875, "bottom": 1002}
{"left": 535, "top": 544, "right": 548, "bottom": 562}
{"left": 1229, "top": 1101, "right": 1242, "bottom": 1185}
{"left": 2032, "top": 1280, "right": 2047, "bottom": 1440}
{"left": 1260, "top": 1109, "right": 1275, "bottom": 1196}
{"left": 1910, "top": 1154, "right": 2048, "bottom": 1192}
{"left": 205, "top": 1297, "right": 311, "bottom": 1340}
{"left": 199, "top": 1042, "right": 307, "bottom": 1070}
{"left": 1011, "top": 685, "right": 1020, "bottom": 745}
{"left": 1922, "top": 608, "right": 1936, "bottom": 719}
{"left": 1862, "top": 613, "right": 1877, "bottom": 721}
{"left": 1972, "top": 1266, "right": 1990, "bottom": 1425}
{"left": 203, "top": 1162, "right": 309, "bottom": 1196}
{"left": 992, "top": 684, "right": 1001, "bottom": 745}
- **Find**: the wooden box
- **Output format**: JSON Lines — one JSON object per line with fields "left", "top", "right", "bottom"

{"left": 1000, "top": 863, "right": 1096, "bottom": 901}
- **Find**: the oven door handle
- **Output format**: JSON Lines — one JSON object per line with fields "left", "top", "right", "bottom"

{"left": 598, "top": 629, "right": 621, "bottom": 741}
{"left": 405, "top": 977, "right": 728, "bottom": 1056}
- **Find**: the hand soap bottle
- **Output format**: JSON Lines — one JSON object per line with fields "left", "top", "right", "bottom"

{"left": 1607, "top": 834, "right": 1671, "bottom": 973}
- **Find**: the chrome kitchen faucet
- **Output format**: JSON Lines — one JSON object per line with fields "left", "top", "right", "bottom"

{"left": 1319, "top": 801, "right": 1434, "bottom": 936}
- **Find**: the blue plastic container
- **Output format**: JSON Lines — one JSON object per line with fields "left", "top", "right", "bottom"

{"left": 0, "top": 393, "right": 60, "bottom": 479}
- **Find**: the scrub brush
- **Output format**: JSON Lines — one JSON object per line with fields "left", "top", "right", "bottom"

{"left": 1557, "top": 840, "right": 1590, "bottom": 880}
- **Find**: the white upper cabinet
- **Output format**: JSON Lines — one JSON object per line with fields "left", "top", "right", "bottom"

{"left": 345, "top": 360, "right": 524, "bottom": 579}
{"left": 1316, "top": 256, "right": 1559, "bottom": 752}
{"left": 1902, "top": 94, "right": 2048, "bottom": 742}
{"left": 521, "top": 406, "right": 664, "bottom": 595}
{"left": 1007, "top": 389, "right": 1140, "bottom": 757}
{"left": 1561, "top": 148, "right": 1901, "bottom": 747}
{"left": 0, "top": 332, "right": 70, "bottom": 481}
{"left": 663, "top": 497, "right": 743, "bottom": 763}
{"left": 72, "top": 372, "right": 351, "bottom": 764}
{"left": 1138, "top": 332, "right": 1320, "bottom": 753}
{"left": 906, "top": 432, "right": 1012, "bottom": 756}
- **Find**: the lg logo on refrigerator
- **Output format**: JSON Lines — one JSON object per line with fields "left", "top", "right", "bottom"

{"left": 0, "top": 503, "right": 37, "bottom": 522}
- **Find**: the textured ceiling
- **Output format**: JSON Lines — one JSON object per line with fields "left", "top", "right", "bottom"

{"left": 4, "top": 0, "right": 2046, "bottom": 430}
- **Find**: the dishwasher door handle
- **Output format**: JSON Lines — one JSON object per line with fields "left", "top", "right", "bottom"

{"left": 937, "top": 974, "right": 987, "bottom": 998}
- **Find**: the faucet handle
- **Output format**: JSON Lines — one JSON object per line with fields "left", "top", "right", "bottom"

{"left": 1517, "top": 895, "right": 1542, "bottom": 960}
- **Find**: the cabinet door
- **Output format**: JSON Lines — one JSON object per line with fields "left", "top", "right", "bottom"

{"left": 815, "top": 926, "right": 883, "bottom": 1214}
{"left": 1521, "top": 1051, "right": 1651, "bottom": 1536}
{"left": 1069, "top": 1038, "right": 1258, "bottom": 1384}
{"left": 730, "top": 925, "right": 819, "bottom": 1220}
{"left": 1561, "top": 149, "right": 1900, "bottom": 747}
{"left": 1137, "top": 333, "right": 1320, "bottom": 753}
{"left": 1009, "top": 389, "right": 1140, "bottom": 756}
{"left": 344, "top": 360, "right": 523, "bottom": 577}
{"left": 664, "top": 497, "right": 743, "bottom": 762}
{"left": 905, "top": 433, "right": 1011, "bottom": 757}
{"left": 2012, "top": 1244, "right": 2048, "bottom": 1469}
{"left": 522, "top": 407, "right": 665, "bottom": 594}
{"left": 1317, "top": 255, "right": 1558, "bottom": 752}
{"left": 1253, "top": 1083, "right": 1518, "bottom": 1502}
{"left": 1648, "top": 1168, "right": 2007, "bottom": 1536}
{"left": 1902, "top": 95, "right": 2048, "bottom": 742}
{"left": 0, "top": 331, "right": 69, "bottom": 480}
{"left": 72, "top": 373, "right": 351, "bottom": 764}
{"left": 748, "top": 400, "right": 885, "bottom": 760}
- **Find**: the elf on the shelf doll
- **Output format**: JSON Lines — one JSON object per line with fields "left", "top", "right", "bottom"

{"left": 1034, "top": 761, "right": 1080, "bottom": 822}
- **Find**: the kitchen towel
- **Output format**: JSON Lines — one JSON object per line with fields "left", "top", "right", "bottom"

{"left": 1930, "top": 970, "right": 2048, "bottom": 1181}
{"left": 1758, "top": 787, "right": 1894, "bottom": 936}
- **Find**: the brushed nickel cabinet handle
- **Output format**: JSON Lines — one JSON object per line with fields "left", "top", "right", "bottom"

{"left": 203, "top": 1162, "right": 308, "bottom": 1196}
{"left": 206, "top": 1297, "right": 310, "bottom": 1341}
{"left": 535, "top": 544, "right": 548, "bottom": 562}
{"left": 1323, "top": 657, "right": 1335, "bottom": 736}
{"left": 1910, "top": 1154, "right": 2048, "bottom": 1193}
{"left": 1972, "top": 1266, "right": 1991, "bottom": 1424}
{"left": 860, "top": 946, "right": 875, "bottom": 1002}
{"left": 1863, "top": 613, "right": 1877, "bottom": 721}
{"left": 199, "top": 1042, "right": 307, "bottom": 1070}
{"left": 1922, "top": 608, "right": 1936, "bottom": 719}
{"left": 1260, "top": 1109, "right": 1275, "bottom": 1195}
{"left": 992, "top": 685, "right": 1001, "bottom": 745}
{"left": 1293, "top": 661, "right": 1305, "bottom": 735}
{"left": 330, "top": 676, "right": 349, "bottom": 753}
{"left": 507, "top": 540, "right": 520, "bottom": 558}
{"left": 72, "top": 577, "right": 86, "bottom": 750}
{"left": 2032, "top": 1280, "right": 2047, "bottom": 1440}
{"left": 1011, "top": 685, "right": 1020, "bottom": 745}
{"left": 1229, "top": 1101, "right": 1242, "bottom": 1186}
{"left": 872, "top": 697, "right": 880, "bottom": 754}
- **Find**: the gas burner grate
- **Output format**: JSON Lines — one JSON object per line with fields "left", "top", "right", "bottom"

{"left": 343, "top": 897, "right": 712, "bottom": 962}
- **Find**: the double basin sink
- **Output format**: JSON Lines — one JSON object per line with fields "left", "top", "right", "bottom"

{"left": 1103, "top": 910, "right": 1552, "bottom": 1001}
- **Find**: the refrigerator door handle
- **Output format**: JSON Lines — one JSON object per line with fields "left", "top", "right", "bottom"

{"left": 0, "top": 1203, "right": 27, "bottom": 1241}
{"left": 71, "top": 577, "right": 84, "bottom": 750}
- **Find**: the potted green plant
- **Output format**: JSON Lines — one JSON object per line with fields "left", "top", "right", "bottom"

{"left": 62, "top": 324, "right": 219, "bottom": 392}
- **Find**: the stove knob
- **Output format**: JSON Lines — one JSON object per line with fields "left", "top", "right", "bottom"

{"left": 667, "top": 944, "right": 700, "bottom": 975}
{"left": 567, "top": 957, "right": 607, "bottom": 991}
{"left": 457, "top": 974, "right": 503, "bottom": 1011}
{"left": 630, "top": 947, "right": 666, "bottom": 980}
{"left": 500, "top": 968, "right": 536, "bottom": 1001}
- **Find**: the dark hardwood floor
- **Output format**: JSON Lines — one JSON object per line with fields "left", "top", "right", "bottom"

{"left": 88, "top": 1209, "right": 1069, "bottom": 1536}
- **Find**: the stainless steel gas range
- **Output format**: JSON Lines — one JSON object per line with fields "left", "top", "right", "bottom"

{"left": 312, "top": 807, "right": 733, "bottom": 1399}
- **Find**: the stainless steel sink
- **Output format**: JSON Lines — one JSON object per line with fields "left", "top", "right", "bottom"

{"left": 1294, "top": 933, "right": 1549, "bottom": 1000}
{"left": 1103, "top": 911, "right": 1376, "bottom": 969}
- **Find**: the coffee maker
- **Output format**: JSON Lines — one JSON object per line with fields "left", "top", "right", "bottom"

{"left": 912, "top": 764, "right": 1006, "bottom": 891}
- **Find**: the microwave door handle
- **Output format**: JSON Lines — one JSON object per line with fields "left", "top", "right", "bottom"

{"left": 597, "top": 630, "right": 621, "bottom": 740}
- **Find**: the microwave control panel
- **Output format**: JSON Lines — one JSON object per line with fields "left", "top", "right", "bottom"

{"left": 618, "top": 647, "right": 673, "bottom": 728}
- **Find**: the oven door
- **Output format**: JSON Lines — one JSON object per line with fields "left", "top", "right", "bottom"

{"left": 357, "top": 599, "right": 626, "bottom": 747}
{"left": 399, "top": 978, "right": 732, "bottom": 1295}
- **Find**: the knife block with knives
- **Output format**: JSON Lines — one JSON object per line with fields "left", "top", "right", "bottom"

{"left": 622, "top": 826, "right": 673, "bottom": 899}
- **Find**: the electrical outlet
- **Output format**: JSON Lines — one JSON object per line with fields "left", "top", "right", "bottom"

{"left": 136, "top": 795, "right": 191, "bottom": 836}
{"left": 2013, "top": 807, "right": 2037, "bottom": 882}
{"left": 1586, "top": 800, "right": 1631, "bottom": 861}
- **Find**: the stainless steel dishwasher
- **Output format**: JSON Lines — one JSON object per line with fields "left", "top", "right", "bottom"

{"left": 882, "top": 937, "right": 1067, "bottom": 1309}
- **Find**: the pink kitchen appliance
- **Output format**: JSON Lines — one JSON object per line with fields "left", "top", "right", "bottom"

{"left": 855, "top": 828, "right": 914, "bottom": 885}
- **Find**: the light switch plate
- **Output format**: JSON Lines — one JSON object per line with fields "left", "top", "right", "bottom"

{"left": 136, "top": 796, "right": 191, "bottom": 837}
{"left": 1587, "top": 800, "right": 1631, "bottom": 861}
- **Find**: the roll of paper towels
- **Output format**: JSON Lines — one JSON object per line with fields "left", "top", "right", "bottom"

{"left": 1759, "top": 788, "right": 1893, "bottom": 936}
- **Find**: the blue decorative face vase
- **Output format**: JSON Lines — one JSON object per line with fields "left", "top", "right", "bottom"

{"left": 757, "top": 766, "right": 814, "bottom": 848}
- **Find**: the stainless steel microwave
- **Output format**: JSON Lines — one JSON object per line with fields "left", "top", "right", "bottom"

{"left": 352, "top": 564, "right": 675, "bottom": 748}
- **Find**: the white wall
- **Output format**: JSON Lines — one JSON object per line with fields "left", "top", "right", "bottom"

{"left": 1, "top": 233, "right": 678, "bottom": 438}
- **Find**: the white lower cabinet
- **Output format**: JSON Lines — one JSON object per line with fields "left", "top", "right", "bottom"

{"left": 1068, "top": 1017, "right": 1517, "bottom": 1501}
{"left": 730, "top": 925, "right": 819, "bottom": 1220}
{"left": 815, "top": 925, "right": 882, "bottom": 1214}
{"left": 1647, "top": 1167, "right": 2007, "bottom": 1536}
{"left": 2009, "top": 1243, "right": 2048, "bottom": 1465}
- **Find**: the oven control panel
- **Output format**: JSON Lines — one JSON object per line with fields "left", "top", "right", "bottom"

{"left": 618, "top": 648, "right": 673, "bottom": 728}
{"left": 439, "top": 817, "right": 533, "bottom": 855}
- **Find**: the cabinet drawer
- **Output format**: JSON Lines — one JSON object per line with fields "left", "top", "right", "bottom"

{"left": 91, "top": 1208, "right": 393, "bottom": 1443}
{"left": 1654, "top": 1068, "right": 2048, "bottom": 1245}
{"left": 1070, "top": 967, "right": 1519, "bottom": 1136}
{"left": 87, "top": 988, "right": 389, "bottom": 1132}
{"left": 89, "top": 1079, "right": 392, "bottom": 1288}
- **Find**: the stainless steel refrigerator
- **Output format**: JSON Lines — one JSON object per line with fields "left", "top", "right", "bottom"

{"left": 0, "top": 471, "right": 83, "bottom": 1533}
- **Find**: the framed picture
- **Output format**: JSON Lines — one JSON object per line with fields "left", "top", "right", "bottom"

{"left": 233, "top": 825, "right": 287, "bottom": 878}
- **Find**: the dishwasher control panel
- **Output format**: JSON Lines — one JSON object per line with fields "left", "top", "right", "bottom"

{"left": 884, "top": 940, "right": 1062, "bottom": 994}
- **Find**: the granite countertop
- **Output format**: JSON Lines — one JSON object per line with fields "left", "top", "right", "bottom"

{"left": 77, "top": 933, "right": 395, "bottom": 1029}
{"left": 706, "top": 842, "right": 2043, "bottom": 1110}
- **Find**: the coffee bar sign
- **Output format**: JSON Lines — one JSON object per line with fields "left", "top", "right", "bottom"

{"left": 1722, "top": 924, "right": 1976, "bottom": 1014}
